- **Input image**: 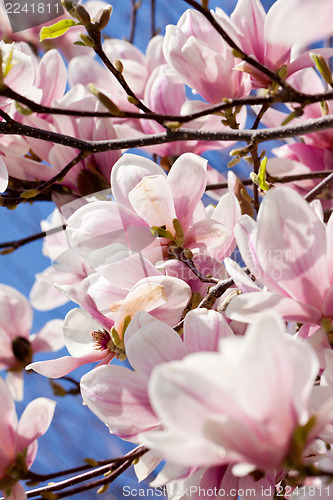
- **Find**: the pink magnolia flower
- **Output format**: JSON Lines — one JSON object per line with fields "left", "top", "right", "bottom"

{"left": 0, "top": 284, "right": 64, "bottom": 400}
{"left": 0, "top": 377, "right": 55, "bottom": 500}
{"left": 226, "top": 186, "right": 333, "bottom": 329}
{"left": 27, "top": 253, "right": 192, "bottom": 378}
{"left": 163, "top": 9, "right": 251, "bottom": 103}
{"left": 66, "top": 152, "right": 239, "bottom": 267}
{"left": 141, "top": 312, "right": 319, "bottom": 473}
{"left": 226, "top": 0, "right": 333, "bottom": 87}
{"left": 80, "top": 309, "right": 234, "bottom": 442}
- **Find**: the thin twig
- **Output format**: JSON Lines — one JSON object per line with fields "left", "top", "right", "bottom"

{"left": 86, "top": 22, "right": 152, "bottom": 114}
{"left": 304, "top": 171, "right": 333, "bottom": 203}
{"left": 198, "top": 278, "right": 235, "bottom": 309}
{"left": 21, "top": 446, "right": 148, "bottom": 499}
{"left": 0, "top": 225, "right": 66, "bottom": 253}
{"left": 205, "top": 170, "right": 333, "bottom": 191}
{"left": 171, "top": 247, "right": 219, "bottom": 284}
{"left": 151, "top": 0, "right": 156, "bottom": 37}
{"left": 2, "top": 114, "right": 333, "bottom": 153}
{"left": 129, "top": 0, "right": 138, "bottom": 43}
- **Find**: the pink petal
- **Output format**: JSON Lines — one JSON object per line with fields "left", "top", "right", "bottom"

{"left": 226, "top": 291, "right": 322, "bottom": 324}
{"left": 63, "top": 308, "right": 108, "bottom": 358}
{"left": 29, "top": 266, "right": 80, "bottom": 311}
{"left": 185, "top": 219, "right": 231, "bottom": 260}
{"left": 183, "top": 309, "right": 234, "bottom": 353}
{"left": 67, "top": 200, "right": 154, "bottom": 257}
{"left": 30, "top": 319, "right": 64, "bottom": 354}
{"left": 266, "top": 0, "right": 333, "bottom": 47}
{"left": 91, "top": 117, "right": 121, "bottom": 180}
{"left": 16, "top": 397, "right": 56, "bottom": 452}
{"left": 256, "top": 187, "right": 329, "bottom": 310}
{"left": 141, "top": 429, "right": 222, "bottom": 467}
{"left": 0, "top": 156, "right": 8, "bottom": 192}
{"left": 129, "top": 175, "right": 176, "bottom": 233}
{"left": 130, "top": 276, "right": 191, "bottom": 327}
{"left": 224, "top": 258, "right": 261, "bottom": 293}
{"left": 6, "top": 371, "right": 24, "bottom": 402}
{"left": 91, "top": 250, "right": 160, "bottom": 290}
{"left": 111, "top": 153, "right": 166, "bottom": 208}
{"left": 0, "top": 285, "right": 32, "bottom": 340}
{"left": 36, "top": 49, "right": 67, "bottom": 106}
{"left": 231, "top": 0, "right": 266, "bottom": 63}
{"left": 0, "top": 378, "right": 17, "bottom": 475}
{"left": 125, "top": 319, "right": 186, "bottom": 376}
{"left": 167, "top": 153, "right": 207, "bottom": 231}
{"left": 323, "top": 286, "right": 333, "bottom": 318}
{"left": 81, "top": 365, "right": 159, "bottom": 439}
{"left": 26, "top": 353, "right": 104, "bottom": 378}
{"left": 58, "top": 284, "right": 113, "bottom": 331}
{"left": 327, "top": 214, "right": 333, "bottom": 285}
{"left": 234, "top": 216, "right": 289, "bottom": 296}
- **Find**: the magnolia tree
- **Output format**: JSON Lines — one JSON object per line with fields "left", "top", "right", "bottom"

{"left": 1, "top": 0, "right": 333, "bottom": 498}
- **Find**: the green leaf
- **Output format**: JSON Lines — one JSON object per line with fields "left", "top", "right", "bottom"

{"left": 40, "top": 19, "right": 80, "bottom": 41}
{"left": 257, "top": 156, "right": 270, "bottom": 191}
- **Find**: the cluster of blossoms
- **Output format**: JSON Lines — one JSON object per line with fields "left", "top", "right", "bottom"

{"left": 1, "top": 0, "right": 333, "bottom": 499}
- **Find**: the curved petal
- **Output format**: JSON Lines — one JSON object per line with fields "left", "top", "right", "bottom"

{"left": 16, "top": 398, "right": 56, "bottom": 452}
{"left": 266, "top": 0, "right": 333, "bottom": 47}
{"left": 0, "top": 285, "right": 32, "bottom": 340}
{"left": 6, "top": 371, "right": 24, "bottom": 402}
{"left": 37, "top": 49, "right": 67, "bottom": 106}
{"left": 129, "top": 175, "right": 176, "bottom": 233}
{"left": 30, "top": 319, "right": 64, "bottom": 354}
{"left": 256, "top": 187, "right": 329, "bottom": 310}
{"left": 0, "top": 378, "right": 17, "bottom": 475}
{"left": 167, "top": 153, "right": 207, "bottom": 231}
{"left": 26, "top": 352, "right": 105, "bottom": 378}
{"left": 125, "top": 320, "right": 186, "bottom": 376}
{"left": 111, "top": 153, "right": 166, "bottom": 208}
{"left": 81, "top": 365, "right": 158, "bottom": 439}
{"left": 67, "top": 200, "right": 153, "bottom": 257}
{"left": 130, "top": 276, "right": 191, "bottom": 327}
{"left": 185, "top": 219, "right": 231, "bottom": 260}
{"left": 0, "top": 156, "right": 8, "bottom": 193}
{"left": 183, "top": 309, "right": 234, "bottom": 353}
{"left": 63, "top": 309, "right": 106, "bottom": 358}
{"left": 226, "top": 291, "right": 322, "bottom": 324}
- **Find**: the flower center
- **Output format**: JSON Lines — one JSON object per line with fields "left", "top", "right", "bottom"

{"left": 90, "top": 329, "right": 126, "bottom": 361}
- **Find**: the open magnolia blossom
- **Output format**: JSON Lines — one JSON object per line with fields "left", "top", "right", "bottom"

{"left": 0, "top": 377, "right": 55, "bottom": 500}
{"left": 66, "top": 152, "right": 240, "bottom": 266}
{"left": 80, "top": 309, "right": 234, "bottom": 441}
{"left": 141, "top": 312, "right": 325, "bottom": 475}
{"left": 0, "top": 284, "right": 64, "bottom": 400}
{"left": 26, "top": 255, "right": 192, "bottom": 378}
{"left": 226, "top": 186, "right": 333, "bottom": 333}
